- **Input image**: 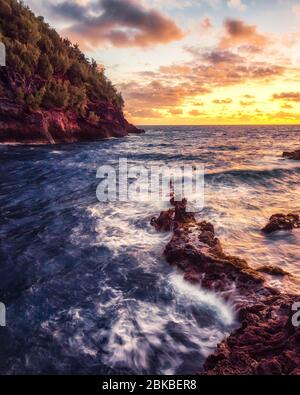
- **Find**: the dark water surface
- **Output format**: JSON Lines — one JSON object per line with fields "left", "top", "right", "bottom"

{"left": 0, "top": 126, "right": 300, "bottom": 374}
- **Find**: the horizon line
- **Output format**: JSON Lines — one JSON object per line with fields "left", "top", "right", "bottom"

{"left": 137, "top": 124, "right": 300, "bottom": 127}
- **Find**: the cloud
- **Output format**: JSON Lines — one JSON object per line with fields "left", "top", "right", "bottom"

{"left": 240, "top": 100, "right": 255, "bottom": 106}
{"left": 201, "top": 49, "right": 244, "bottom": 64}
{"left": 189, "top": 109, "right": 201, "bottom": 116}
{"left": 126, "top": 108, "right": 162, "bottom": 118}
{"left": 121, "top": 79, "right": 210, "bottom": 110}
{"left": 121, "top": 41, "right": 286, "bottom": 121}
{"left": 169, "top": 108, "right": 183, "bottom": 115}
{"left": 52, "top": 1, "right": 87, "bottom": 21}
{"left": 281, "top": 103, "right": 293, "bottom": 109}
{"left": 292, "top": 4, "right": 300, "bottom": 17}
{"left": 272, "top": 92, "right": 300, "bottom": 102}
{"left": 159, "top": 64, "right": 192, "bottom": 75}
{"left": 200, "top": 16, "right": 213, "bottom": 30}
{"left": 227, "top": 0, "right": 246, "bottom": 11}
{"left": 184, "top": 46, "right": 284, "bottom": 87}
{"left": 213, "top": 98, "right": 233, "bottom": 104}
{"left": 219, "top": 19, "right": 269, "bottom": 49}
{"left": 54, "top": 0, "right": 185, "bottom": 49}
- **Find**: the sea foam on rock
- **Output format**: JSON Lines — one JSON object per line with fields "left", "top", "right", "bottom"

{"left": 151, "top": 197, "right": 300, "bottom": 375}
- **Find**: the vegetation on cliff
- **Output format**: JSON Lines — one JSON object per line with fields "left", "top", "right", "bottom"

{"left": 0, "top": 0, "right": 124, "bottom": 114}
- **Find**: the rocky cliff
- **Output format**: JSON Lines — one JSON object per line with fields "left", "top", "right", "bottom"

{"left": 0, "top": 0, "right": 143, "bottom": 144}
{"left": 0, "top": 96, "right": 143, "bottom": 144}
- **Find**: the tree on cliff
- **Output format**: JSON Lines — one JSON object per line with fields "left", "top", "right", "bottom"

{"left": 0, "top": 0, "right": 124, "bottom": 113}
{"left": 38, "top": 54, "right": 53, "bottom": 80}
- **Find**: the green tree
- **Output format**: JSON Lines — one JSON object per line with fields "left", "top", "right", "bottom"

{"left": 38, "top": 36, "right": 53, "bottom": 53}
{"left": 0, "top": 0, "right": 127, "bottom": 115}
{"left": 50, "top": 53, "right": 70, "bottom": 75}
{"left": 26, "top": 87, "right": 45, "bottom": 111}
{"left": 42, "top": 79, "right": 69, "bottom": 109}
{"left": 38, "top": 54, "right": 53, "bottom": 80}
{"left": 68, "top": 84, "right": 87, "bottom": 112}
{"left": 15, "top": 87, "right": 25, "bottom": 106}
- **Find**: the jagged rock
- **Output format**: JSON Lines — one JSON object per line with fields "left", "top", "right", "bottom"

{"left": 151, "top": 209, "right": 174, "bottom": 232}
{"left": 262, "top": 213, "right": 300, "bottom": 234}
{"left": 0, "top": 98, "right": 144, "bottom": 144}
{"left": 283, "top": 149, "right": 300, "bottom": 160}
{"left": 151, "top": 198, "right": 300, "bottom": 375}
{"left": 203, "top": 293, "right": 300, "bottom": 375}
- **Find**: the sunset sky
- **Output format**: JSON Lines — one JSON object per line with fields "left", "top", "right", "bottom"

{"left": 25, "top": 0, "right": 300, "bottom": 125}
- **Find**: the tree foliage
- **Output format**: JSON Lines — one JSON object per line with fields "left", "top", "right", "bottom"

{"left": 0, "top": 0, "right": 124, "bottom": 113}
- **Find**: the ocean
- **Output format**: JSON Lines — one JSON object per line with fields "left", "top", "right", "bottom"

{"left": 0, "top": 125, "right": 300, "bottom": 374}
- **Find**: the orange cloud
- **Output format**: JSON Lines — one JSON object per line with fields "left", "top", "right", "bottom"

{"left": 189, "top": 109, "right": 201, "bottom": 116}
{"left": 169, "top": 108, "right": 183, "bottom": 115}
{"left": 272, "top": 92, "right": 300, "bottom": 102}
{"left": 240, "top": 100, "right": 255, "bottom": 106}
{"left": 213, "top": 98, "right": 233, "bottom": 104}
{"left": 219, "top": 19, "right": 269, "bottom": 50}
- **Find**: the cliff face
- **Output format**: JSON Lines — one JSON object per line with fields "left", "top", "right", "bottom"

{"left": 0, "top": 97, "right": 143, "bottom": 145}
{"left": 0, "top": 0, "right": 143, "bottom": 144}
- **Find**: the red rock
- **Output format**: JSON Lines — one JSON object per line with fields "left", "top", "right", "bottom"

{"left": 262, "top": 213, "right": 300, "bottom": 234}
{"left": 0, "top": 98, "right": 144, "bottom": 144}
{"left": 283, "top": 149, "right": 300, "bottom": 160}
{"left": 257, "top": 265, "right": 290, "bottom": 276}
{"left": 151, "top": 198, "right": 300, "bottom": 375}
{"left": 151, "top": 209, "right": 174, "bottom": 232}
{"left": 256, "top": 358, "right": 282, "bottom": 375}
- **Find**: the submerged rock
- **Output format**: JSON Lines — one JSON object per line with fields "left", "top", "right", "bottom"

{"left": 151, "top": 198, "right": 300, "bottom": 375}
{"left": 262, "top": 213, "right": 300, "bottom": 234}
{"left": 257, "top": 265, "right": 290, "bottom": 276}
{"left": 283, "top": 149, "right": 300, "bottom": 160}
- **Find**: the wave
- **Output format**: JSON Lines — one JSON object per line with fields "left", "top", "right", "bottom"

{"left": 206, "top": 165, "right": 300, "bottom": 184}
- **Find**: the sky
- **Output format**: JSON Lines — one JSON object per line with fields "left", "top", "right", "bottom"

{"left": 24, "top": 0, "right": 300, "bottom": 125}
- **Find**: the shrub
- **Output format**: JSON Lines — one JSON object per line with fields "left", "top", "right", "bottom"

{"left": 42, "top": 79, "right": 69, "bottom": 109}
{"left": 68, "top": 84, "right": 87, "bottom": 112}
{"left": 15, "top": 87, "right": 25, "bottom": 106}
{"left": 38, "top": 54, "right": 53, "bottom": 80}
{"left": 26, "top": 87, "right": 45, "bottom": 111}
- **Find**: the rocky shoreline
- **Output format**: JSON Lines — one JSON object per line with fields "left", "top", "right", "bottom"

{"left": 151, "top": 198, "right": 300, "bottom": 375}
{"left": 0, "top": 98, "right": 144, "bottom": 145}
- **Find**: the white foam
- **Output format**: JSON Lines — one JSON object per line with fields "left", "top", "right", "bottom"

{"left": 102, "top": 300, "right": 230, "bottom": 374}
{"left": 87, "top": 203, "right": 171, "bottom": 259}
{"left": 168, "top": 272, "right": 236, "bottom": 326}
